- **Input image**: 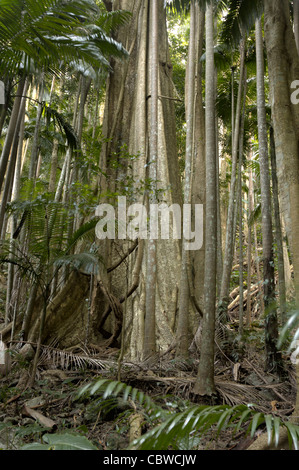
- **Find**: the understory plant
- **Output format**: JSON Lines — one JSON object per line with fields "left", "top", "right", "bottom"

{"left": 20, "top": 376, "right": 299, "bottom": 450}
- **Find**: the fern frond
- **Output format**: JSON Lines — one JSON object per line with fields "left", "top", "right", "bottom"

{"left": 76, "top": 377, "right": 299, "bottom": 451}
{"left": 77, "top": 378, "right": 161, "bottom": 417}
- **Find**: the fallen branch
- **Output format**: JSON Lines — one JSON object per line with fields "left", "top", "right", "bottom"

{"left": 22, "top": 405, "right": 57, "bottom": 430}
{"left": 228, "top": 284, "right": 259, "bottom": 311}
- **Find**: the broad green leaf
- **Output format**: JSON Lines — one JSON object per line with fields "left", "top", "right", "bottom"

{"left": 44, "top": 433, "right": 98, "bottom": 450}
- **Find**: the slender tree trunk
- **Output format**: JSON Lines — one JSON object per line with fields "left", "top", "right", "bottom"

{"left": 238, "top": 165, "right": 244, "bottom": 336}
{"left": 28, "top": 74, "right": 44, "bottom": 181}
{"left": 219, "top": 38, "right": 246, "bottom": 315}
{"left": 194, "top": 0, "right": 217, "bottom": 396}
{"left": 237, "top": 77, "right": 247, "bottom": 336}
{"left": 176, "top": 0, "right": 196, "bottom": 359}
{"left": 270, "top": 126, "right": 287, "bottom": 325}
{"left": 246, "top": 157, "right": 253, "bottom": 326}
{"left": 143, "top": 0, "right": 159, "bottom": 360}
{"left": 0, "top": 78, "right": 26, "bottom": 194}
{"left": 0, "top": 79, "right": 10, "bottom": 139}
{"left": 5, "top": 89, "right": 27, "bottom": 324}
{"left": 191, "top": 3, "right": 205, "bottom": 325}
{"left": 216, "top": 77, "right": 223, "bottom": 293}
{"left": 0, "top": 81, "right": 29, "bottom": 237}
{"left": 256, "top": 17, "right": 281, "bottom": 373}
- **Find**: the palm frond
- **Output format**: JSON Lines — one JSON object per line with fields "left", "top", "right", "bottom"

{"left": 0, "top": 0, "right": 128, "bottom": 78}
{"left": 43, "top": 104, "right": 79, "bottom": 150}
{"left": 77, "top": 378, "right": 161, "bottom": 416}
{"left": 54, "top": 252, "right": 101, "bottom": 276}
{"left": 219, "top": 0, "right": 263, "bottom": 46}
{"left": 76, "top": 377, "right": 299, "bottom": 451}
{"left": 64, "top": 218, "right": 99, "bottom": 254}
{"left": 38, "top": 344, "right": 110, "bottom": 370}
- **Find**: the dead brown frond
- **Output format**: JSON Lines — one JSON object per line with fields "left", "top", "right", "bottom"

{"left": 37, "top": 343, "right": 111, "bottom": 371}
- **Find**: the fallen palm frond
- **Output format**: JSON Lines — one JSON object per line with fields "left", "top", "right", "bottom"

{"left": 38, "top": 344, "right": 110, "bottom": 370}
{"left": 9, "top": 340, "right": 113, "bottom": 371}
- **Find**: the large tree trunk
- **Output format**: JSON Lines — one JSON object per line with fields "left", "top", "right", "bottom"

{"left": 264, "top": 0, "right": 299, "bottom": 418}
{"left": 98, "top": 0, "right": 191, "bottom": 361}
{"left": 143, "top": 0, "right": 158, "bottom": 360}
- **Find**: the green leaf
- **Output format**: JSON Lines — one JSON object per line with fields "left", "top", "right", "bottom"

{"left": 250, "top": 412, "right": 262, "bottom": 437}
{"left": 264, "top": 414, "right": 274, "bottom": 446}
{"left": 284, "top": 422, "right": 299, "bottom": 451}
{"left": 273, "top": 416, "right": 281, "bottom": 448}
{"left": 22, "top": 442, "right": 52, "bottom": 450}
{"left": 43, "top": 433, "right": 98, "bottom": 450}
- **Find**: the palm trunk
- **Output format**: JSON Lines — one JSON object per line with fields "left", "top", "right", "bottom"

{"left": 5, "top": 89, "right": 27, "bottom": 324}
{"left": 0, "top": 81, "right": 29, "bottom": 238}
{"left": 270, "top": 126, "right": 287, "bottom": 324}
{"left": 237, "top": 77, "right": 247, "bottom": 336}
{"left": 194, "top": 0, "right": 217, "bottom": 396}
{"left": 191, "top": 3, "right": 205, "bottom": 320}
{"left": 246, "top": 158, "right": 253, "bottom": 326}
{"left": 256, "top": 17, "right": 281, "bottom": 373}
{"left": 176, "top": 0, "right": 196, "bottom": 359}
{"left": 0, "top": 78, "right": 26, "bottom": 194}
{"left": 28, "top": 74, "right": 44, "bottom": 181}
{"left": 218, "top": 38, "right": 246, "bottom": 314}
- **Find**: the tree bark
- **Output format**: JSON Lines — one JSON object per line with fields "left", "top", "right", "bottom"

{"left": 176, "top": 0, "right": 196, "bottom": 359}
{"left": 270, "top": 126, "right": 287, "bottom": 324}
{"left": 256, "top": 17, "right": 281, "bottom": 373}
{"left": 218, "top": 38, "right": 246, "bottom": 315}
{"left": 264, "top": 0, "right": 299, "bottom": 409}
{"left": 194, "top": 0, "right": 217, "bottom": 396}
{"left": 0, "top": 78, "right": 26, "bottom": 194}
{"left": 99, "top": 0, "right": 184, "bottom": 360}
{"left": 143, "top": 0, "right": 158, "bottom": 360}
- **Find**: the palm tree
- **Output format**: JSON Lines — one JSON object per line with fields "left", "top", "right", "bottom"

{"left": 0, "top": 0, "right": 128, "bottom": 194}
{"left": 194, "top": 0, "right": 217, "bottom": 397}
{"left": 218, "top": 36, "right": 246, "bottom": 315}
{"left": 176, "top": 0, "right": 196, "bottom": 359}
{"left": 255, "top": 17, "right": 281, "bottom": 374}
{"left": 0, "top": 0, "right": 128, "bottom": 79}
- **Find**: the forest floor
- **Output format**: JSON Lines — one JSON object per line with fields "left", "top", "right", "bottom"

{"left": 0, "top": 335, "right": 296, "bottom": 451}
{"left": 0, "top": 267, "right": 296, "bottom": 451}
